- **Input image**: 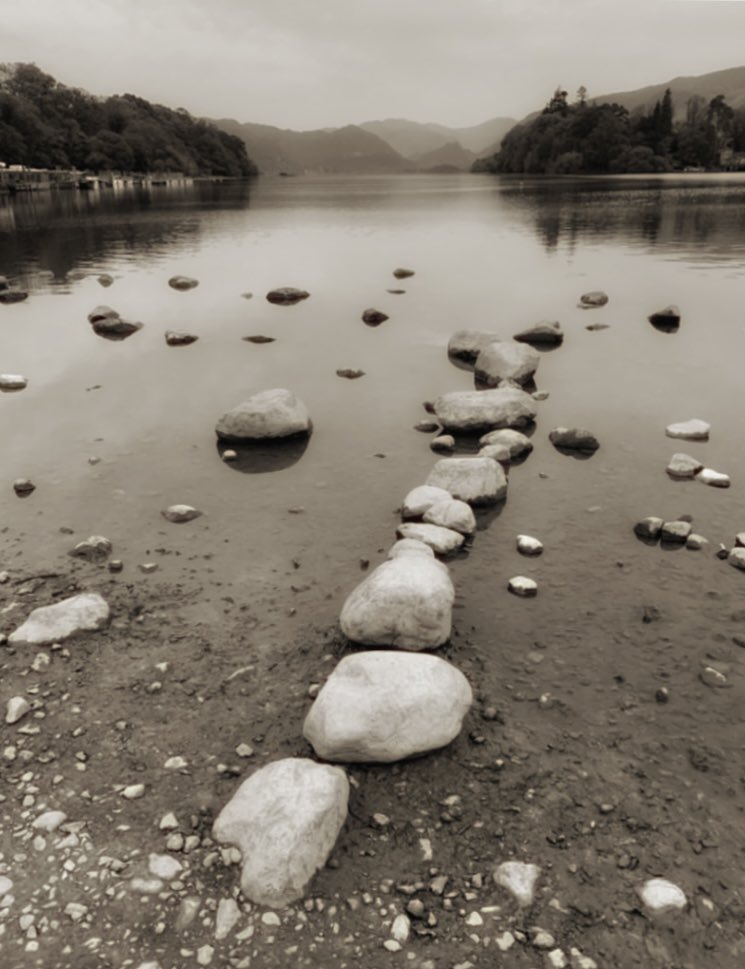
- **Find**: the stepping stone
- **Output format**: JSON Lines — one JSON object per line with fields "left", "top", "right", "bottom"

{"left": 665, "top": 419, "right": 709, "bottom": 441}
{"left": 427, "top": 457, "right": 507, "bottom": 506}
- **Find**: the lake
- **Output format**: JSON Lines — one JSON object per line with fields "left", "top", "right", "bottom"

{"left": 3, "top": 173, "right": 745, "bottom": 966}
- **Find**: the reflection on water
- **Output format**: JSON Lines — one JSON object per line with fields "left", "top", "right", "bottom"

{"left": 216, "top": 437, "right": 311, "bottom": 474}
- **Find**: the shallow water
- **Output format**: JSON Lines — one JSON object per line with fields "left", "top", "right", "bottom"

{"left": 2, "top": 173, "right": 745, "bottom": 673}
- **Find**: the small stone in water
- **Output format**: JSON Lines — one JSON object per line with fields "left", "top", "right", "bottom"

{"left": 686, "top": 533, "right": 708, "bottom": 550}
{"left": 517, "top": 535, "right": 543, "bottom": 556}
{"left": 393, "top": 267, "right": 415, "bottom": 279}
{"left": 665, "top": 419, "right": 710, "bottom": 441}
{"left": 430, "top": 435, "right": 455, "bottom": 453}
{"left": 222, "top": 449, "right": 238, "bottom": 461}
{"left": 660, "top": 520, "right": 692, "bottom": 543}
{"left": 508, "top": 576, "right": 537, "bottom": 597}
{"left": 109, "top": 560, "right": 124, "bottom": 573}
{"left": 13, "top": 479, "right": 35, "bottom": 496}
{"left": 634, "top": 517, "right": 663, "bottom": 540}
{"left": 728, "top": 548, "right": 745, "bottom": 570}
{"left": 697, "top": 468, "right": 730, "bottom": 488}
{"left": 362, "top": 308, "right": 389, "bottom": 326}
{"left": 139, "top": 563, "right": 158, "bottom": 574}
{"left": 162, "top": 505, "right": 202, "bottom": 523}
{"left": 666, "top": 453, "right": 702, "bottom": 479}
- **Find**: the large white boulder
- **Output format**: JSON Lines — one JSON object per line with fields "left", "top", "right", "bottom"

{"left": 9, "top": 593, "right": 110, "bottom": 646}
{"left": 396, "top": 522, "right": 464, "bottom": 555}
{"left": 340, "top": 545, "right": 454, "bottom": 649}
{"left": 401, "top": 485, "right": 452, "bottom": 519}
{"left": 447, "top": 330, "right": 501, "bottom": 364}
{"left": 303, "top": 651, "right": 473, "bottom": 762}
{"left": 216, "top": 389, "right": 311, "bottom": 441}
{"left": 475, "top": 341, "right": 540, "bottom": 387}
{"left": 212, "top": 758, "right": 348, "bottom": 908}
{"left": 433, "top": 388, "right": 537, "bottom": 433}
{"left": 427, "top": 457, "right": 507, "bottom": 505}
{"left": 478, "top": 428, "right": 533, "bottom": 458}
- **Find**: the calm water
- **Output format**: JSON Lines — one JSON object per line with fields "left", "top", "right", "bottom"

{"left": 3, "top": 173, "right": 745, "bottom": 672}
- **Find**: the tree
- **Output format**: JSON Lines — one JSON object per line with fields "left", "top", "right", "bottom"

{"left": 576, "top": 86, "right": 587, "bottom": 106}
{"left": 544, "top": 87, "right": 569, "bottom": 115}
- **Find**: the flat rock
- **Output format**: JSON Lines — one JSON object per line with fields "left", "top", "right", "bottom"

{"left": 340, "top": 542, "right": 454, "bottom": 649}
{"left": 578, "top": 290, "right": 608, "bottom": 308}
{"left": 362, "top": 308, "right": 388, "bottom": 325}
{"left": 0, "top": 289, "right": 28, "bottom": 304}
{"left": 393, "top": 268, "right": 414, "bottom": 279}
{"left": 517, "top": 535, "right": 543, "bottom": 556}
{"left": 243, "top": 335, "right": 275, "bottom": 344}
{"left": 666, "top": 453, "right": 703, "bottom": 479}
{"left": 0, "top": 374, "right": 27, "bottom": 391}
{"left": 697, "top": 468, "right": 730, "bottom": 488}
{"left": 212, "top": 757, "right": 348, "bottom": 907}
{"left": 430, "top": 434, "right": 455, "bottom": 453}
{"left": 162, "top": 504, "right": 203, "bottom": 523}
{"left": 634, "top": 517, "right": 663, "bottom": 540}
{"left": 637, "top": 878, "right": 686, "bottom": 914}
{"left": 266, "top": 287, "right": 309, "bottom": 305}
{"left": 401, "top": 485, "right": 452, "bottom": 519}
{"left": 165, "top": 330, "right": 198, "bottom": 346}
{"left": 396, "top": 522, "right": 465, "bottom": 556}
{"left": 216, "top": 389, "right": 311, "bottom": 441}
{"left": 423, "top": 497, "right": 476, "bottom": 535}
{"left": 549, "top": 427, "right": 599, "bottom": 453}
{"left": 9, "top": 592, "right": 110, "bottom": 646}
{"left": 478, "top": 428, "right": 533, "bottom": 458}
{"left": 513, "top": 321, "right": 563, "bottom": 346}
{"left": 304, "top": 651, "right": 472, "bottom": 765}
{"left": 336, "top": 368, "right": 365, "bottom": 379}
{"left": 427, "top": 457, "right": 507, "bottom": 505}
{"left": 475, "top": 340, "right": 540, "bottom": 387}
{"left": 447, "top": 330, "right": 501, "bottom": 364}
{"left": 665, "top": 419, "right": 710, "bottom": 441}
{"left": 413, "top": 420, "right": 439, "bottom": 433}
{"left": 508, "top": 575, "right": 537, "bottom": 597}
{"left": 434, "top": 388, "right": 537, "bottom": 433}
{"left": 69, "top": 535, "right": 113, "bottom": 561}
{"left": 661, "top": 520, "right": 692, "bottom": 543}
{"left": 168, "top": 275, "right": 199, "bottom": 290}
{"left": 493, "top": 861, "right": 540, "bottom": 907}
{"left": 729, "top": 547, "right": 745, "bottom": 571}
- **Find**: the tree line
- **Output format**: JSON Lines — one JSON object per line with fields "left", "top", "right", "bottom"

{"left": 0, "top": 63, "right": 256, "bottom": 176}
{"left": 475, "top": 86, "right": 745, "bottom": 175}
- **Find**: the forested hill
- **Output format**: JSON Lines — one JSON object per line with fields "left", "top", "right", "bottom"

{"left": 0, "top": 63, "right": 256, "bottom": 176}
{"left": 475, "top": 86, "right": 745, "bottom": 175}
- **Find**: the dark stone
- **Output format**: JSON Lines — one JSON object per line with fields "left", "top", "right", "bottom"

{"left": 0, "top": 290, "right": 29, "bottom": 304}
{"left": 98, "top": 274, "right": 114, "bottom": 287}
{"left": 549, "top": 427, "right": 600, "bottom": 453}
{"left": 168, "top": 275, "right": 199, "bottom": 291}
{"left": 243, "top": 335, "right": 276, "bottom": 344}
{"left": 336, "top": 369, "right": 365, "bottom": 379}
{"left": 13, "top": 479, "right": 35, "bottom": 496}
{"left": 513, "top": 321, "right": 564, "bottom": 346}
{"left": 648, "top": 305, "right": 681, "bottom": 332}
{"left": 578, "top": 290, "right": 608, "bottom": 308}
{"left": 362, "top": 308, "right": 389, "bottom": 326}
{"left": 393, "top": 268, "right": 415, "bottom": 279}
{"left": 165, "top": 330, "right": 198, "bottom": 346}
{"left": 387, "top": 289, "right": 406, "bottom": 294}
{"left": 266, "top": 287, "right": 310, "bottom": 305}
{"left": 586, "top": 323, "right": 610, "bottom": 331}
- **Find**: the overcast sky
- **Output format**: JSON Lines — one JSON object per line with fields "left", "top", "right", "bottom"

{"left": 2, "top": 0, "right": 745, "bottom": 129}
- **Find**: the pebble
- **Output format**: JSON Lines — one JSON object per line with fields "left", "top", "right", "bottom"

{"left": 496, "top": 931, "right": 515, "bottom": 951}
{"left": 13, "top": 479, "right": 35, "bottom": 496}
{"left": 64, "top": 902, "right": 88, "bottom": 921}
{"left": 548, "top": 951, "right": 568, "bottom": 969}
{"left": 633, "top": 517, "right": 663, "bottom": 540}
{"left": 222, "top": 449, "right": 238, "bottom": 461}
{"left": 729, "top": 548, "right": 745, "bottom": 571}
{"left": 6, "top": 696, "right": 31, "bottom": 725}
{"left": 139, "top": 563, "right": 158, "bottom": 574}
{"left": 391, "top": 913, "right": 411, "bottom": 943}
{"left": 508, "top": 576, "right": 537, "bottom": 597}
{"left": 665, "top": 419, "right": 710, "bottom": 441}
{"left": 660, "top": 520, "right": 692, "bottom": 543}
{"left": 686, "top": 534, "right": 708, "bottom": 550}
{"left": 0, "top": 374, "right": 28, "bottom": 391}
{"left": 196, "top": 945, "right": 214, "bottom": 966}
{"left": 697, "top": 468, "right": 730, "bottom": 488}
{"left": 149, "top": 853, "right": 183, "bottom": 879}
{"left": 235, "top": 743, "right": 254, "bottom": 758}
{"left": 700, "top": 666, "right": 728, "bottom": 688}
{"left": 32, "top": 810, "right": 67, "bottom": 832}
{"left": 121, "top": 784, "right": 145, "bottom": 799}
{"left": 162, "top": 505, "right": 202, "bottom": 523}
{"left": 493, "top": 861, "right": 540, "bottom": 906}
{"left": 637, "top": 877, "right": 687, "bottom": 914}
{"left": 430, "top": 435, "right": 455, "bottom": 453}
{"left": 164, "top": 755, "right": 188, "bottom": 769}
{"left": 465, "top": 911, "right": 483, "bottom": 927}
{"left": 383, "top": 940, "right": 402, "bottom": 952}
{"left": 108, "top": 559, "right": 124, "bottom": 573}
{"left": 215, "top": 898, "right": 241, "bottom": 940}
{"left": 530, "top": 927, "right": 555, "bottom": 948}
{"left": 516, "top": 535, "right": 543, "bottom": 556}
{"left": 666, "top": 453, "right": 702, "bottom": 479}
{"left": 159, "top": 812, "right": 179, "bottom": 830}
{"left": 0, "top": 876, "right": 13, "bottom": 897}
{"left": 414, "top": 420, "right": 440, "bottom": 433}
{"left": 406, "top": 899, "right": 425, "bottom": 918}
{"left": 130, "top": 877, "right": 164, "bottom": 894}
{"left": 261, "top": 912, "right": 281, "bottom": 926}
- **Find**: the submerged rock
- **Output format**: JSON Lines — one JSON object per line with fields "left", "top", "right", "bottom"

{"left": 266, "top": 287, "right": 309, "bottom": 305}
{"left": 666, "top": 453, "right": 703, "bottom": 479}
{"left": 87, "top": 306, "right": 142, "bottom": 339}
{"left": 393, "top": 267, "right": 415, "bottom": 279}
{"left": 97, "top": 273, "right": 114, "bottom": 287}
{"left": 165, "top": 330, "right": 199, "bottom": 346}
{"left": 162, "top": 504, "right": 203, "bottom": 523}
{"left": 475, "top": 340, "right": 540, "bottom": 387}
{"left": 413, "top": 420, "right": 440, "bottom": 433}
{"left": 434, "top": 388, "right": 537, "bottom": 433}
{"left": 478, "top": 428, "right": 533, "bottom": 458}
{"left": 447, "top": 330, "right": 501, "bottom": 364}
{"left": 396, "top": 522, "right": 464, "bottom": 556}
{"left": 361, "top": 308, "right": 388, "bottom": 326}
{"left": 243, "top": 335, "right": 276, "bottom": 344}
{"left": 578, "top": 290, "right": 608, "bottom": 308}
{"left": 69, "top": 535, "right": 113, "bottom": 561}
{"left": 697, "top": 468, "right": 730, "bottom": 488}
{"left": 665, "top": 419, "right": 710, "bottom": 441}
{"left": 303, "top": 651, "right": 473, "bottom": 763}
{"left": 340, "top": 542, "right": 454, "bottom": 649}
{"left": 423, "top": 497, "right": 476, "bottom": 535}
{"left": 634, "top": 517, "right": 664, "bottom": 540}
{"left": 648, "top": 305, "right": 681, "bottom": 330}
{"left": 0, "top": 374, "right": 28, "bottom": 392}
{"left": 0, "top": 289, "right": 28, "bottom": 304}
{"left": 215, "top": 389, "right": 311, "bottom": 441}
{"left": 9, "top": 593, "right": 110, "bottom": 646}
{"left": 213, "top": 758, "right": 348, "bottom": 908}
{"left": 13, "top": 478, "right": 35, "bottom": 496}
{"left": 549, "top": 427, "right": 600, "bottom": 453}
{"left": 401, "top": 485, "right": 452, "bottom": 519}
{"left": 168, "top": 275, "right": 199, "bottom": 291}
{"left": 513, "top": 321, "right": 563, "bottom": 346}
{"left": 427, "top": 457, "right": 507, "bottom": 505}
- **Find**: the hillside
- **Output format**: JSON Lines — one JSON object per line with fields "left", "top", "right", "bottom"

{"left": 413, "top": 140, "right": 477, "bottom": 171}
{"left": 360, "top": 116, "right": 515, "bottom": 160}
{"left": 216, "top": 119, "right": 413, "bottom": 175}
{"left": 594, "top": 65, "right": 745, "bottom": 118}
{"left": 0, "top": 63, "right": 255, "bottom": 176}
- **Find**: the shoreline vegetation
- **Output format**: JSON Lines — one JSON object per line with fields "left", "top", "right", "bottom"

{"left": 474, "top": 86, "right": 745, "bottom": 176}
{"left": 0, "top": 63, "right": 257, "bottom": 184}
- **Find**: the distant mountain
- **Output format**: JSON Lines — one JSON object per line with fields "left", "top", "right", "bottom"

{"left": 413, "top": 140, "right": 477, "bottom": 171}
{"left": 360, "top": 116, "right": 515, "bottom": 160}
{"left": 216, "top": 119, "right": 412, "bottom": 175}
{"left": 593, "top": 65, "right": 745, "bottom": 118}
